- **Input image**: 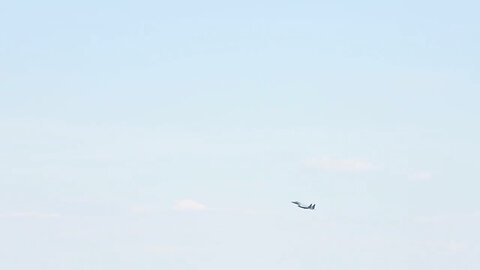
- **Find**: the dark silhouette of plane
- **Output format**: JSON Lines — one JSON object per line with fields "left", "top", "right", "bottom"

{"left": 291, "top": 201, "right": 315, "bottom": 210}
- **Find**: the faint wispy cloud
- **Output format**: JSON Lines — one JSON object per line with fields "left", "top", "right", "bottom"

{"left": 414, "top": 211, "right": 480, "bottom": 225}
{"left": 409, "top": 171, "right": 432, "bottom": 181}
{"left": 449, "top": 241, "right": 469, "bottom": 253}
{"left": 149, "top": 245, "right": 176, "bottom": 254}
{"left": 173, "top": 199, "right": 207, "bottom": 211}
{"left": 306, "top": 157, "right": 376, "bottom": 171}
{"left": 0, "top": 212, "right": 60, "bottom": 218}
{"left": 413, "top": 215, "right": 443, "bottom": 224}
{"left": 130, "top": 205, "right": 149, "bottom": 214}
{"left": 241, "top": 210, "right": 262, "bottom": 215}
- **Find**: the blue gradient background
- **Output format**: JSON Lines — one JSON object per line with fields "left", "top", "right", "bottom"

{"left": 1, "top": 0, "right": 479, "bottom": 269}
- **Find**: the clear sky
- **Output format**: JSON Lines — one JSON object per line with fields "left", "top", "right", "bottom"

{"left": 1, "top": 0, "right": 479, "bottom": 269}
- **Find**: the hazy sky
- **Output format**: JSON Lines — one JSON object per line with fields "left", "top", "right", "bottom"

{"left": 1, "top": 0, "right": 479, "bottom": 269}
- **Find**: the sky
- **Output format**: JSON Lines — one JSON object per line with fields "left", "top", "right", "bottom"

{"left": 1, "top": 0, "right": 480, "bottom": 269}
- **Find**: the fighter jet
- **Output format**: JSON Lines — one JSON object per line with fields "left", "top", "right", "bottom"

{"left": 291, "top": 201, "right": 315, "bottom": 210}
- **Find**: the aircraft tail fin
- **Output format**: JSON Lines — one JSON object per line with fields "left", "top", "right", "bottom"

{"left": 312, "top": 204, "right": 315, "bottom": 210}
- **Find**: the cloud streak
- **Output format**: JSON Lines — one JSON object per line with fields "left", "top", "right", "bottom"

{"left": 173, "top": 199, "right": 207, "bottom": 211}
{"left": 409, "top": 171, "right": 432, "bottom": 181}
{"left": 130, "top": 205, "right": 149, "bottom": 214}
{"left": 0, "top": 212, "right": 60, "bottom": 218}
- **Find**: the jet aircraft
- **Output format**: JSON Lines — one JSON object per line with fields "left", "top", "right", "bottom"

{"left": 291, "top": 201, "right": 315, "bottom": 210}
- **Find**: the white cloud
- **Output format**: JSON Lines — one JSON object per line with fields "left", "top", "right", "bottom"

{"left": 0, "top": 212, "right": 60, "bottom": 218}
{"left": 306, "top": 157, "right": 376, "bottom": 171}
{"left": 409, "top": 171, "right": 432, "bottom": 181}
{"left": 173, "top": 199, "right": 207, "bottom": 211}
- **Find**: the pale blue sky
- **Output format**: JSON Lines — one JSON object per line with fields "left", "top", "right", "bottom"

{"left": 1, "top": 0, "right": 479, "bottom": 269}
